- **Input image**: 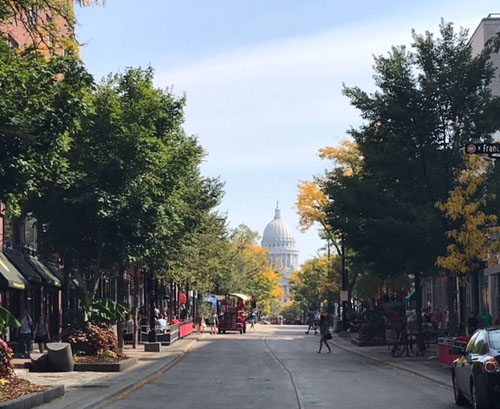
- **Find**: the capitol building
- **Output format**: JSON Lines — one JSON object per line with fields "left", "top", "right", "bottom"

{"left": 261, "top": 204, "right": 299, "bottom": 303}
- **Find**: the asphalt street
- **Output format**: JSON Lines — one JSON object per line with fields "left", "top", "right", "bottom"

{"left": 105, "top": 325, "right": 456, "bottom": 409}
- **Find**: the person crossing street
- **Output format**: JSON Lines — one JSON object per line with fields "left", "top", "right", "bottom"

{"left": 249, "top": 310, "right": 257, "bottom": 330}
{"left": 317, "top": 311, "right": 331, "bottom": 353}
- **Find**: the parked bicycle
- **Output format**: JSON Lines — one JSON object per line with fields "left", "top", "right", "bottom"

{"left": 391, "top": 325, "right": 427, "bottom": 357}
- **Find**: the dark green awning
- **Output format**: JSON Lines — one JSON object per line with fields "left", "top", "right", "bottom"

{"left": 405, "top": 289, "right": 416, "bottom": 301}
{"left": 28, "top": 258, "right": 61, "bottom": 288}
{"left": 45, "top": 262, "right": 77, "bottom": 291}
{"left": 4, "top": 250, "right": 41, "bottom": 285}
{"left": 0, "top": 251, "right": 28, "bottom": 290}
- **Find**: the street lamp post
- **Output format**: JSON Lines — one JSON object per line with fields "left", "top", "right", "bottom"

{"left": 341, "top": 236, "right": 347, "bottom": 330}
{"left": 148, "top": 270, "right": 157, "bottom": 343}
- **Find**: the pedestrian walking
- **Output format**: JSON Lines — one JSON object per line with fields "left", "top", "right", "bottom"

{"left": 34, "top": 315, "right": 50, "bottom": 354}
{"left": 208, "top": 311, "right": 218, "bottom": 335}
{"left": 467, "top": 312, "right": 479, "bottom": 335}
{"left": 195, "top": 311, "right": 204, "bottom": 334}
{"left": 19, "top": 310, "right": 33, "bottom": 357}
{"left": 249, "top": 310, "right": 257, "bottom": 330}
{"left": 433, "top": 307, "right": 443, "bottom": 330}
{"left": 477, "top": 308, "right": 493, "bottom": 329}
{"left": 317, "top": 312, "right": 331, "bottom": 353}
{"left": 305, "top": 309, "right": 316, "bottom": 334}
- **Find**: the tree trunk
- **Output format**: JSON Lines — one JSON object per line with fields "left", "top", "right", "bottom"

{"left": 446, "top": 275, "right": 458, "bottom": 335}
{"left": 414, "top": 273, "right": 423, "bottom": 335}
{"left": 117, "top": 270, "right": 126, "bottom": 350}
{"left": 61, "top": 258, "right": 72, "bottom": 328}
{"left": 132, "top": 268, "right": 139, "bottom": 349}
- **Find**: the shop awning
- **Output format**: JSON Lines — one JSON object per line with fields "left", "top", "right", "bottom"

{"left": 229, "top": 293, "right": 250, "bottom": 301}
{"left": 405, "top": 289, "right": 416, "bottom": 301}
{"left": 0, "top": 251, "right": 27, "bottom": 290}
{"left": 484, "top": 264, "right": 500, "bottom": 276}
{"left": 28, "top": 258, "right": 61, "bottom": 288}
{"left": 45, "top": 262, "right": 77, "bottom": 290}
{"left": 4, "top": 250, "right": 42, "bottom": 286}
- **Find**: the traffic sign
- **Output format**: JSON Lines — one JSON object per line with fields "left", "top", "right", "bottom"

{"left": 340, "top": 291, "right": 348, "bottom": 302}
{"left": 465, "top": 143, "right": 500, "bottom": 157}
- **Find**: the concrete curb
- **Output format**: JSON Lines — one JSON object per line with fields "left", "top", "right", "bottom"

{"left": 332, "top": 337, "right": 452, "bottom": 389}
{"left": 0, "top": 385, "right": 64, "bottom": 409}
{"left": 42, "top": 337, "right": 200, "bottom": 409}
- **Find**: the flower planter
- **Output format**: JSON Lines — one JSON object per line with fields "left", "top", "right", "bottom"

{"left": 74, "top": 357, "right": 138, "bottom": 372}
{"left": 0, "top": 385, "right": 64, "bottom": 409}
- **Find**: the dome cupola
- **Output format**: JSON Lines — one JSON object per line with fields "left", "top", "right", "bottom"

{"left": 262, "top": 203, "right": 297, "bottom": 249}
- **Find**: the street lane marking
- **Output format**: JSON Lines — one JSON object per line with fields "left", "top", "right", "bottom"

{"left": 263, "top": 337, "right": 302, "bottom": 409}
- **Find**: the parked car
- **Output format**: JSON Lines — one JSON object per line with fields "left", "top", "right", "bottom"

{"left": 452, "top": 327, "right": 500, "bottom": 409}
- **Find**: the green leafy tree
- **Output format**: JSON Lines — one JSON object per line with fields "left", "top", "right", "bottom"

{"left": 325, "top": 22, "right": 500, "bottom": 333}
{"left": 0, "top": 38, "right": 93, "bottom": 210}
{"left": 217, "top": 224, "right": 283, "bottom": 315}
{"left": 28, "top": 68, "right": 215, "bottom": 339}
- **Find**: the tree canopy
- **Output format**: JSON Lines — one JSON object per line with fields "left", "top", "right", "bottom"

{"left": 0, "top": 38, "right": 93, "bottom": 212}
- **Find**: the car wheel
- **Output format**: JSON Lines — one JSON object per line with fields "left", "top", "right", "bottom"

{"left": 470, "top": 380, "right": 491, "bottom": 409}
{"left": 452, "top": 373, "right": 466, "bottom": 406}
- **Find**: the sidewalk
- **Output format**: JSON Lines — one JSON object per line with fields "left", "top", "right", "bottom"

{"left": 13, "top": 333, "right": 206, "bottom": 409}
{"left": 331, "top": 332, "right": 452, "bottom": 388}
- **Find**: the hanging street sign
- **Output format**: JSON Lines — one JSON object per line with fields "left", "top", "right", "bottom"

{"left": 465, "top": 143, "right": 500, "bottom": 157}
{"left": 340, "top": 290, "right": 349, "bottom": 302}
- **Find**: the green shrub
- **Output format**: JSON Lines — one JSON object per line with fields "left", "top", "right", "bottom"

{"left": 65, "top": 326, "right": 121, "bottom": 357}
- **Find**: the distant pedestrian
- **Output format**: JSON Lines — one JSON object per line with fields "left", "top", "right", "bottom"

{"left": 317, "top": 312, "right": 331, "bottom": 353}
{"left": 249, "top": 310, "right": 257, "bottom": 330}
{"left": 195, "top": 311, "right": 204, "bottom": 334}
{"left": 433, "top": 307, "right": 443, "bottom": 330}
{"left": 477, "top": 308, "right": 493, "bottom": 329}
{"left": 19, "top": 310, "right": 33, "bottom": 357}
{"left": 305, "top": 310, "right": 316, "bottom": 334}
{"left": 467, "top": 312, "right": 479, "bottom": 335}
{"left": 34, "top": 316, "right": 50, "bottom": 354}
{"left": 208, "top": 311, "right": 218, "bottom": 335}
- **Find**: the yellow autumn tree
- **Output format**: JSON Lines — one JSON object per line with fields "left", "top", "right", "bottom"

{"left": 289, "top": 255, "right": 339, "bottom": 311}
{"left": 436, "top": 154, "right": 500, "bottom": 281}
{"left": 318, "top": 139, "right": 363, "bottom": 177}
{"left": 224, "top": 225, "right": 283, "bottom": 315}
{"left": 297, "top": 139, "right": 363, "bottom": 250}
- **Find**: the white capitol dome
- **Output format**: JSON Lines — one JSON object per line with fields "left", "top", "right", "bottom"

{"left": 261, "top": 203, "right": 299, "bottom": 303}
{"left": 262, "top": 207, "right": 297, "bottom": 249}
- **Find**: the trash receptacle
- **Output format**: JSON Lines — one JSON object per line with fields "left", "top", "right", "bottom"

{"left": 333, "top": 318, "right": 342, "bottom": 332}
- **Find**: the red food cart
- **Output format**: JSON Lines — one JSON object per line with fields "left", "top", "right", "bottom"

{"left": 217, "top": 293, "right": 250, "bottom": 334}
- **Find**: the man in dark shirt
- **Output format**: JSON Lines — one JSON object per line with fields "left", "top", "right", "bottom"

{"left": 306, "top": 310, "right": 317, "bottom": 334}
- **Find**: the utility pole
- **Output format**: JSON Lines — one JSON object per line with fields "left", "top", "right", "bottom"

{"left": 327, "top": 239, "right": 334, "bottom": 315}
{"left": 148, "top": 270, "right": 157, "bottom": 343}
{"left": 341, "top": 236, "right": 347, "bottom": 330}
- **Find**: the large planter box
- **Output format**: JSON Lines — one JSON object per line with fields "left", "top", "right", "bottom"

{"left": 140, "top": 326, "right": 179, "bottom": 345}
{"left": 74, "top": 357, "right": 138, "bottom": 372}
{"left": 0, "top": 385, "right": 64, "bottom": 409}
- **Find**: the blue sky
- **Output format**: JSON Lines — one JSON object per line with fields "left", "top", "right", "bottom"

{"left": 76, "top": 1, "right": 499, "bottom": 264}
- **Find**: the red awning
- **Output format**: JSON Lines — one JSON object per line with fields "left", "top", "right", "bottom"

{"left": 179, "top": 292, "right": 187, "bottom": 304}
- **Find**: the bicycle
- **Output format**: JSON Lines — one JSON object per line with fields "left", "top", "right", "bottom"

{"left": 391, "top": 327, "right": 427, "bottom": 357}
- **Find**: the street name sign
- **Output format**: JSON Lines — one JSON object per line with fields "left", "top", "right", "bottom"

{"left": 465, "top": 143, "right": 500, "bottom": 157}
